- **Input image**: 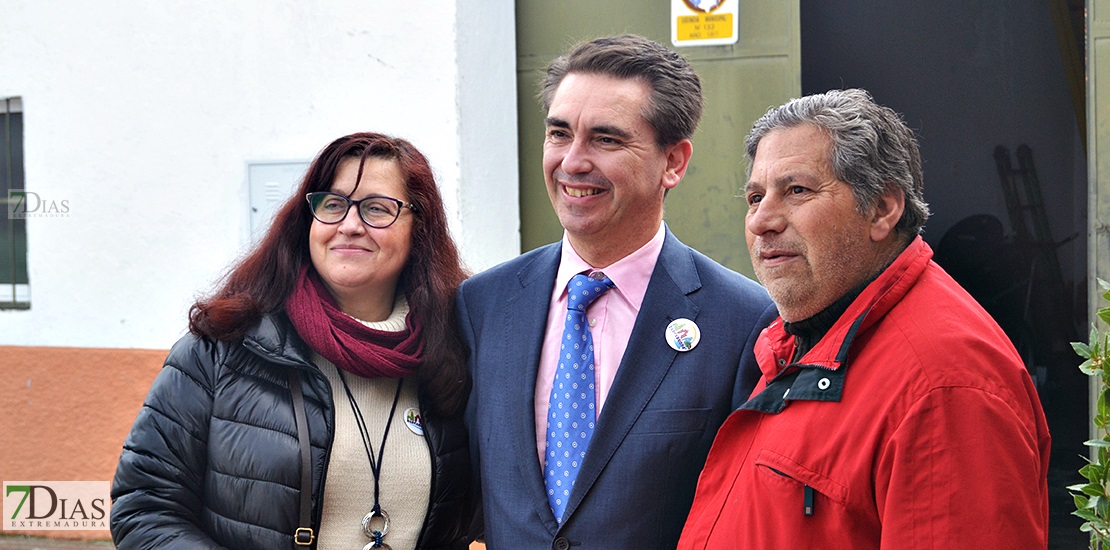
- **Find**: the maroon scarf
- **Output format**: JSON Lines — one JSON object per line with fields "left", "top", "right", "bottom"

{"left": 285, "top": 267, "right": 424, "bottom": 379}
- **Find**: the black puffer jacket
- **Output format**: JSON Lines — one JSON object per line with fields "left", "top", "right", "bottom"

{"left": 111, "top": 313, "right": 472, "bottom": 550}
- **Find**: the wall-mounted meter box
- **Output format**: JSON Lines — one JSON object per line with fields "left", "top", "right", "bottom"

{"left": 247, "top": 161, "right": 309, "bottom": 243}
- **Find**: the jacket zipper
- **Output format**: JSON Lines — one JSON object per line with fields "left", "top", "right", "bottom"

{"left": 413, "top": 405, "right": 435, "bottom": 549}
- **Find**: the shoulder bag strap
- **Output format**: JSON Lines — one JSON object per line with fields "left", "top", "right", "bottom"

{"left": 288, "top": 368, "right": 316, "bottom": 547}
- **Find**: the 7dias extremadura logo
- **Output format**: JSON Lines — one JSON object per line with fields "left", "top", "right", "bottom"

{"left": 3, "top": 481, "right": 110, "bottom": 530}
{"left": 7, "top": 190, "right": 70, "bottom": 219}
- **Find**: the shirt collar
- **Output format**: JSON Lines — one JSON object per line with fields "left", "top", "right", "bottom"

{"left": 755, "top": 236, "right": 930, "bottom": 379}
{"left": 555, "top": 223, "right": 666, "bottom": 306}
{"left": 744, "top": 237, "right": 931, "bottom": 413}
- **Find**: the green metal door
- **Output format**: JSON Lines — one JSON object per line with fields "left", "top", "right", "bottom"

{"left": 515, "top": 2, "right": 800, "bottom": 277}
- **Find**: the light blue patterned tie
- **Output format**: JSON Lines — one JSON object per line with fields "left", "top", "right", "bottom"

{"left": 544, "top": 271, "right": 615, "bottom": 523}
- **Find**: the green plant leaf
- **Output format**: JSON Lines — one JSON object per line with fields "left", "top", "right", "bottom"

{"left": 1072, "top": 279, "right": 1110, "bottom": 543}
{"left": 1076, "top": 493, "right": 1092, "bottom": 509}
{"left": 1078, "top": 341, "right": 1095, "bottom": 358}
{"left": 1086, "top": 516, "right": 1110, "bottom": 533}
{"left": 1083, "top": 483, "right": 1107, "bottom": 497}
{"left": 1083, "top": 492, "right": 1101, "bottom": 508}
{"left": 1081, "top": 463, "right": 1101, "bottom": 480}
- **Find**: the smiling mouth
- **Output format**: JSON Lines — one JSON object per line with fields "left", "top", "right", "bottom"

{"left": 332, "top": 244, "right": 370, "bottom": 252}
{"left": 755, "top": 247, "right": 802, "bottom": 265}
{"left": 564, "top": 186, "right": 602, "bottom": 198}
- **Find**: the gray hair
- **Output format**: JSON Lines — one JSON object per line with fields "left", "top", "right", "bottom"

{"left": 745, "top": 88, "right": 929, "bottom": 238}
{"left": 539, "top": 34, "right": 703, "bottom": 149}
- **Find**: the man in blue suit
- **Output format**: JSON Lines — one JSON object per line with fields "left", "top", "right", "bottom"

{"left": 457, "top": 34, "right": 776, "bottom": 548}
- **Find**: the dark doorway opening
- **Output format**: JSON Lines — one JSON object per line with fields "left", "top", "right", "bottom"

{"left": 801, "top": 1, "right": 1088, "bottom": 546}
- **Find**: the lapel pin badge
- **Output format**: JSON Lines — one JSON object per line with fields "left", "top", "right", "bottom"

{"left": 665, "top": 318, "right": 700, "bottom": 352}
{"left": 404, "top": 407, "right": 424, "bottom": 436}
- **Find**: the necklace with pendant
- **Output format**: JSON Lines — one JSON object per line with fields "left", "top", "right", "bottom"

{"left": 338, "top": 370, "right": 404, "bottom": 550}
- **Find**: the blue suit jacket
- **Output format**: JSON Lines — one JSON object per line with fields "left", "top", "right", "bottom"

{"left": 458, "top": 228, "right": 776, "bottom": 549}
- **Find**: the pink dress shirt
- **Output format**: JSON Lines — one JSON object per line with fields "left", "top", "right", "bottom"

{"left": 534, "top": 224, "right": 666, "bottom": 468}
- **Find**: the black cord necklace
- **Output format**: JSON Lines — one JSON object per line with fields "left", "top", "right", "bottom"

{"left": 337, "top": 370, "right": 404, "bottom": 550}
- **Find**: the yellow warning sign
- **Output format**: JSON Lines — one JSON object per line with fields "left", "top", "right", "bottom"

{"left": 672, "top": 0, "right": 739, "bottom": 47}
{"left": 676, "top": 13, "right": 734, "bottom": 42}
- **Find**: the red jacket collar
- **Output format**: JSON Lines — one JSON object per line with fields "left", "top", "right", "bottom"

{"left": 755, "top": 236, "right": 933, "bottom": 381}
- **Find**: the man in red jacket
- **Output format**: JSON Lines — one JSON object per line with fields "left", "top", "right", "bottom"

{"left": 679, "top": 88, "right": 1051, "bottom": 549}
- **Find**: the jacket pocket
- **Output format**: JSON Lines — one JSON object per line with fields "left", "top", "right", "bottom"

{"left": 755, "top": 448, "right": 849, "bottom": 507}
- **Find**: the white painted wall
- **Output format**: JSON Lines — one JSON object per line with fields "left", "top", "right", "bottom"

{"left": 0, "top": 0, "right": 519, "bottom": 349}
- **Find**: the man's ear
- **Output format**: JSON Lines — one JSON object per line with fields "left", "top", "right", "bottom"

{"left": 662, "top": 139, "right": 694, "bottom": 190}
{"left": 870, "top": 186, "right": 905, "bottom": 242}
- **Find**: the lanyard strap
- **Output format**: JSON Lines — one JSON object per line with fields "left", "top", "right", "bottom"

{"left": 337, "top": 370, "right": 404, "bottom": 516}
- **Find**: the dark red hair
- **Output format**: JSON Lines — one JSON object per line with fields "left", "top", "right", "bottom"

{"left": 189, "top": 132, "right": 470, "bottom": 415}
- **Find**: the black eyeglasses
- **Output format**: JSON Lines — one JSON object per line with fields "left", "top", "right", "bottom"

{"left": 306, "top": 192, "right": 417, "bottom": 228}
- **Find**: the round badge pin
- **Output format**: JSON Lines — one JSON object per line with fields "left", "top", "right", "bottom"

{"left": 665, "top": 318, "right": 700, "bottom": 352}
{"left": 404, "top": 407, "right": 424, "bottom": 436}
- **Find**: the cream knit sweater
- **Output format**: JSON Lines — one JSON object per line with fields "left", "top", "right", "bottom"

{"left": 314, "top": 297, "right": 432, "bottom": 550}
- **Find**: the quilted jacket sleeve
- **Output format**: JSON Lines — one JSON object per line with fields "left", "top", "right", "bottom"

{"left": 110, "top": 333, "right": 228, "bottom": 550}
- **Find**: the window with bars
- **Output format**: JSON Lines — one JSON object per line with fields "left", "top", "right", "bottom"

{"left": 1, "top": 97, "right": 29, "bottom": 309}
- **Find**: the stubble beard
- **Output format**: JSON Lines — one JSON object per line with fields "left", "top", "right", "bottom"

{"left": 755, "top": 239, "right": 875, "bottom": 323}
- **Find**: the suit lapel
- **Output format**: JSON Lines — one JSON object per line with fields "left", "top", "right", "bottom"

{"left": 562, "top": 229, "right": 702, "bottom": 521}
{"left": 498, "top": 243, "right": 563, "bottom": 530}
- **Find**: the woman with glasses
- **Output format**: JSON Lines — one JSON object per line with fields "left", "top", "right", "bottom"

{"left": 110, "top": 132, "right": 473, "bottom": 550}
